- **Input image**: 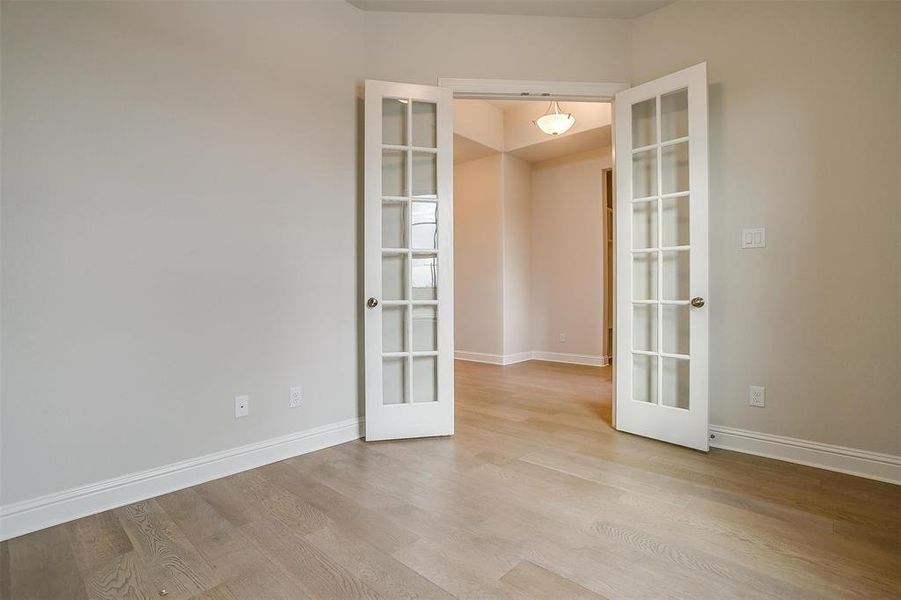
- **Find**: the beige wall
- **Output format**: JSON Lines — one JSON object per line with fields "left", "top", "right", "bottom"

{"left": 633, "top": 1, "right": 901, "bottom": 454}
{"left": 1, "top": 0, "right": 365, "bottom": 505}
{"left": 453, "top": 154, "right": 504, "bottom": 356}
{"left": 501, "top": 154, "right": 533, "bottom": 356}
{"left": 531, "top": 150, "right": 610, "bottom": 358}
{"left": 363, "top": 11, "right": 631, "bottom": 85}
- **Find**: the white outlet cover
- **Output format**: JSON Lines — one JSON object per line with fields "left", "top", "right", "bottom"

{"left": 235, "top": 395, "right": 249, "bottom": 418}
{"left": 749, "top": 385, "right": 765, "bottom": 408}
{"left": 289, "top": 386, "right": 302, "bottom": 408}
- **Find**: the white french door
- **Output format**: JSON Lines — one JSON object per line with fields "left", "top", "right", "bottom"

{"left": 364, "top": 80, "right": 454, "bottom": 441}
{"left": 614, "top": 63, "right": 709, "bottom": 451}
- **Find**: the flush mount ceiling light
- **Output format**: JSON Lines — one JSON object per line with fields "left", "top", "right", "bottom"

{"left": 533, "top": 101, "right": 575, "bottom": 136}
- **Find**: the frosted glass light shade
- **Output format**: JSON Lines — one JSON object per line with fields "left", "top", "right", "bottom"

{"left": 534, "top": 102, "right": 575, "bottom": 135}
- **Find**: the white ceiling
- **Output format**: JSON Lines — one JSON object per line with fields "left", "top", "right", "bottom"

{"left": 346, "top": 0, "right": 674, "bottom": 20}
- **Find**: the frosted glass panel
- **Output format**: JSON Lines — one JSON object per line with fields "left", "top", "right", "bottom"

{"left": 632, "top": 149, "right": 657, "bottom": 199}
{"left": 633, "top": 304, "right": 657, "bottom": 352}
{"left": 662, "top": 358, "right": 689, "bottom": 409}
{"left": 632, "top": 201, "right": 657, "bottom": 249}
{"left": 412, "top": 356, "right": 438, "bottom": 403}
{"left": 412, "top": 201, "right": 437, "bottom": 250}
{"left": 662, "top": 305, "right": 690, "bottom": 356}
{"left": 412, "top": 256, "right": 437, "bottom": 300}
{"left": 412, "top": 102, "right": 437, "bottom": 148}
{"left": 661, "top": 142, "right": 689, "bottom": 195}
{"left": 382, "top": 305, "right": 406, "bottom": 353}
{"left": 382, "top": 357, "right": 406, "bottom": 405}
{"left": 413, "top": 305, "right": 437, "bottom": 352}
{"left": 662, "top": 251, "right": 690, "bottom": 301}
{"left": 382, "top": 149, "right": 406, "bottom": 197}
{"left": 412, "top": 152, "right": 437, "bottom": 197}
{"left": 382, "top": 253, "right": 407, "bottom": 300}
{"left": 661, "top": 89, "right": 688, "bottom": 141}
{"left": 662, "top": 195, "right": 690, "bottom": 247}
{"left": 632, "top": 98, "right": 656, "bottom": 148}
{"left": 382, "top": 98, "right": 407, "bottom": 146}
{"left": 382, "top": 202, "right": 406, "bottom": 248}
{"left": 632, "top": 253, "right": 657, "bottom": 301}
{"left": 632, "top": 354, "right": 657, "bottom": 404}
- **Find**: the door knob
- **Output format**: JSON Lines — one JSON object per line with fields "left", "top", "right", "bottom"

{"left": 691, "top": 297, "right": 705, "bottom": 308}
{"left": 367, "top": 297, "right": 379, "bottom": 308}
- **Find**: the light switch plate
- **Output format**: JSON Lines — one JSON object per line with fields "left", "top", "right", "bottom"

{"left": 741, "top": 227, "right": 766, "bottom": 249}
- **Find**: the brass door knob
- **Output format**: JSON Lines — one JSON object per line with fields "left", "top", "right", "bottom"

{"left": 367, "top": 297, "right": 379, "bottom": 308}
{"left": 691, "top": 297, "right": 705, "bottom": 308}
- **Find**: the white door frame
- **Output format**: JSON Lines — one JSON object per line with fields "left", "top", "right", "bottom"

{"left": 436, "top": 76, "right": 630, "bottom": 429}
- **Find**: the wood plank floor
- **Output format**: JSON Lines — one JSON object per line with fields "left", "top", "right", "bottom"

{"left": 2, "top": 360, "right": 899, "bottom": 599}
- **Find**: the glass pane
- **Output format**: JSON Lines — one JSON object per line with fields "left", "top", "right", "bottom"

{"left": 661, "top": 89, "right": 688, "bottom": 141}
{"left": 412, "top": 256, "right": 437, "bottom": 300}
{"left": 412, "top": 101, "right": 437, "bottom": 148}
{"left": 413, "top": 305, "right": 437, "bottom": 352}
{"left": 412, "top": 152, "right": 437, "bottom": 197}
{"left": 412, "top": 356, "right": 437, "bottom": 403}
{"left": 632, "top": 149, "right": 657, "bottom": 199}
{"left": 382, "top": 98, "right": 407, "bottom": 146}
{"left": 382, "top": 357, "right": 406, "bottom": 405}
{"left": 382, "top": 305, "right": 406, "bottom": 353}
{"left": 662, "top": 305, "right": 690, "bottom": 356}
{"left": 632, "top": 98, "right": 656, "bottom": 148}
{"left": 382, "top": 253, "right": 407, "bottom": 300}
{"left": 632, "top": 201, "right": 657, "bottom": 249}
{"left": 632, "top": 354, "right": 657, "bottom": 404}
{"left": 661, "top": 195, "right": 689, "bottom": 247}
{"left": 633, "top": 304, "right": 657, "bottom": 352}
{"left": 632, "top": 253, "right": 657, "bottom": 301}
{"left": 662, "top": 250, "right": 689, "bottom": 301}
{"left": 661, "top": 142, "right": 689, "bottom": 195}
{"left": 382, "top": 202, "right": 406, "bottom": 248}
{"left": 662, "top": 358, "right": 689, "bottom": 409}
{"left": 382, "top": 149, "right": 406, "bottom": 197}
{"left": 412, "top": 201, "right": 437, "bottom": 250}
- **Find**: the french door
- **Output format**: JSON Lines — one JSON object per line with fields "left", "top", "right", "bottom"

{"left": 614, "top": 63, "right": 709, "bottom": 451}
{"left": 363, "top": 80, "right": 454, "bottom": 441}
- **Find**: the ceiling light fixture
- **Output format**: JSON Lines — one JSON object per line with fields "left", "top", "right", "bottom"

{"left": 533, "top": 101, "right": 575, "bottom": 136}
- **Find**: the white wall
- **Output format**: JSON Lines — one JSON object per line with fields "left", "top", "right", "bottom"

{"left": 501, "top": 154, "right": 532, "bottom": 356}
{"left": 453, "top": 154, "right": 504, "bottom": 356}
{"left": 531, "top": 150, "right": 609, "bottom": 358}
{"left": 633, "top": 1, "right": 901, "bottom": 455}
{"left": 1, "top": 0, "right": 365, "bottom": 506}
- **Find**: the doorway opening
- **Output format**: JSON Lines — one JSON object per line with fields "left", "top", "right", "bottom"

{"left": 450, "top": 95, "right": 616, "bottom": 429}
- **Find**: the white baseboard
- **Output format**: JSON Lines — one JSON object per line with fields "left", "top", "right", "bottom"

{"left": 530, "top": 351, "right": 608, "bottom": 367}
{"left": 709, "top": 425, "right": 901, "bottom": 485}
{"left": 0, "top": 417, "right": 364, "bottom": 541}
{"left": 455, "top": 350, "right": 607, "bottom": 367}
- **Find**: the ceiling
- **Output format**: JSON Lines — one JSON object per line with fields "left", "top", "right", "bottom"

{"left": 508, "top": 125, "right": 611, "bottom": 163}
{"left": 346, "top": 0, "right": 674, "bottom": 20}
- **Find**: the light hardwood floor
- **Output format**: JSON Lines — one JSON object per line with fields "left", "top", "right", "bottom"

{"left": 2, "top": 360, "right": 899, "bottom": 599}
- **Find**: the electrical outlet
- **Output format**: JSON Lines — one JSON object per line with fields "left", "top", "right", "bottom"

{"left": 749, "top": 386, "right": 765, "bottom": 408}
{"left": 289, "top": 386, "right": 302, "bottom": 408}
{"left": 235, "top": 395, "right": 249, "bottom": 418}
{"left": 559, "top": 332, "right": 566, "bottom": 343}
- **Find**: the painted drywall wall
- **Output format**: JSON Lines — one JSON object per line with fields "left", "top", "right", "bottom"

{"left": 633, "top": 1, "right": 901, "bottom": 455}
{"left": 501, "top": 154, "right": 533, "bottom": 356}
{"left": 531, "top": 150, "right": 609, "bottom": 358}
{"left": 453, "top": 154, "right": 505, "bottom": 356}
{"left": 1, "top": 0, "right": 365, "bottom": 505}
{"left": 363, "top": 11, "right": 631, "bottom": 85}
